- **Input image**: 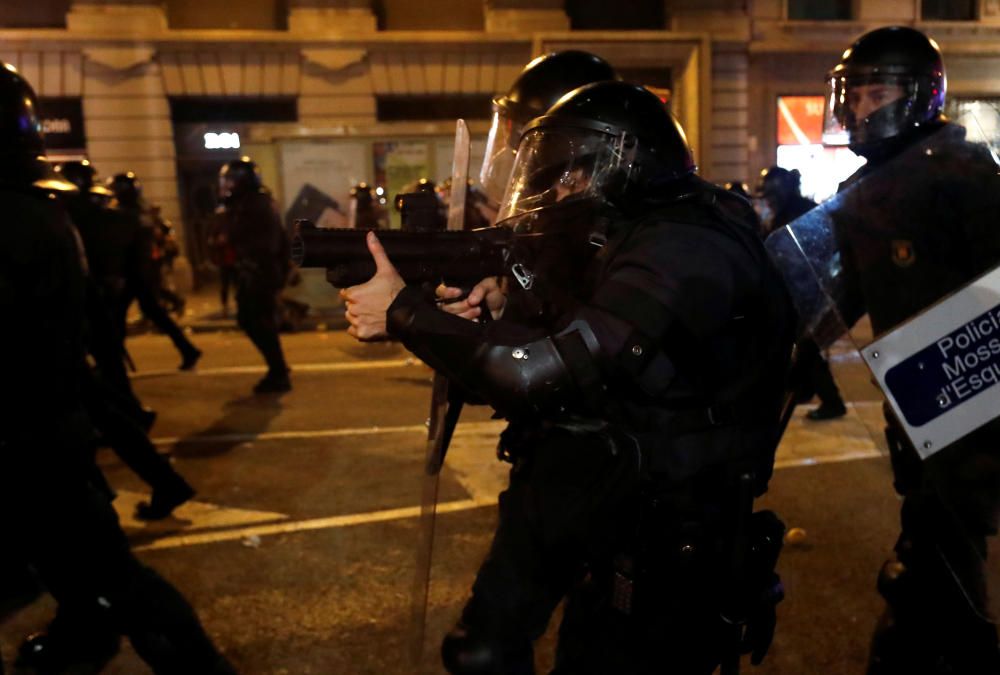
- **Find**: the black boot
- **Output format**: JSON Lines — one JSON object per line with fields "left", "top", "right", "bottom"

{"left": 806, "top": 401, "right": 847, "bottom": 421}
{"left": 179, "top": 348, "right": 202, "bottom": 371}
{"left": 135, "top": 480, "right": 196, "bottom": 521}
{"left": 253, "top": 370, "right": 291, "bottom": 394}
{"left": 17, "top": 627, "right": 120, "bottom": 674}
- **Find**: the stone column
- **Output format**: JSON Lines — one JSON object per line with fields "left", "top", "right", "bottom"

{"left": 484, "top": 0, "right": 569, "bottom": 32}
{"left": 69, "top": 2, "right": 191, "bottom": 289}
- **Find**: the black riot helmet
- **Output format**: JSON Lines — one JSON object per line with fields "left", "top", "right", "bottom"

{"left": 756, "top": 166, "right": 802, "bottom": 209}
{"left": 219, "top": 157, "right": 262, "bottom": 201}
{"left": 350, "top": 182, "right": 375, "bottom": 207}
{"left": 723, "top": 180, "right": 752, "bottom": 201}
{"left": 480, "top": 50, "right": 619, "bottom": 203}
{"left": 107, "top": 172, "right": 142, "bottom": 208}
{"left": 56, "top": 160, "right": 114, "bottom": 199}
{"left": 0, "top": 63, "right": 76, "bottom": 192}
{"left": 825, "top": 26, "right": 946, "bottom": 158}
{"left": 497, "top": 80, "right": 696, "bottom": 229}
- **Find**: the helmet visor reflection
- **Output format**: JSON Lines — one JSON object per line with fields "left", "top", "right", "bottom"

{"left": 496, "top": 125, "right": 635, "bottom": 225}
{"left": 825, "top": 74, "right": 917, "bottom": 147}
{"left": 480, "top": 109, "right": 520, "bottom": 204}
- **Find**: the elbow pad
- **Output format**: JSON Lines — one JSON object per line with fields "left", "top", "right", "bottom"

{"left": 474, "top": 320, "right": 604, "bottom": 416}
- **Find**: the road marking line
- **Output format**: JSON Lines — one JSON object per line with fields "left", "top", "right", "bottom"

{"left": 132, "top": 448, "right": 885, "bottom": 552}
{"left": 115, "top": 489, "right": 289, "bottom": 531}
{"left": 134, "top": 498, "right": 487, "bottom": 551}
{"left": 774, "top": 448, "right": 883, "bottom": 469}
{"left": 132, "top": 358, "right": 419, "bottom": 380}
{"left": 151, "top": 420, "right": 506, "bottom": 447}
{"left": 151, "top": 403, "right": 882, "bottom": 447}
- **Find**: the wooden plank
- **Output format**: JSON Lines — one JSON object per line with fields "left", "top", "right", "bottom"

{"left": 298, "top": 95, "right": 376, "bottom": 117}
{"left": 199, "top": 51, "right": 224, "bottom": 96}
{"left": 178, "top": 52, "right": 204, "bottom": 96}
{"left": 368, "top": 52, "right": 390, "bottom": 94}
{"left": 19, "top": 52, "right": 41, "bottom": 91}
{"left": 243, "top": 51, "right": 263, "bottom": 97}
{"left": 423, "top": 51, "right": 444, "bottom": 94}
{"left": 84, "top": 96, "right": 170, "bottom": 120}
{"left": 85, "top": 118, "right": 174, "bottom": 140}
{"left": 404, "top": 51, "right": 426, "bottom": 94}
{"left": 385, "top": 51, "right": 408, "bottom": 94}
{"left": 262, "top": 52, "right": 282, "bottom": 95}
{"left": 87, "top": 138, "right": 176, "bottom": 160}
{"left": 280, "top": 52, "right": 300, "bottom": 96}
{"left": 158, "top": 52, "right": 184, "bottom": 96}
{"left": 442, "top": 51, "right": 462, "bottom": 94}
{"left": 64, "top": 51, "right": 83, "bottom": 96}
{"left": 459, "top": 51, "right": 478, "bottom": 94}
{"left": 219, "top": 52, "right": 243, "bottom": 96}
{"left": 40, "top": 51, "right": 63, "bottom": 97}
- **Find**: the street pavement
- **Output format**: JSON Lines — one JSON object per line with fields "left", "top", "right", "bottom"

{"left": 1, "top": 320, "right": 989, "bottom": 674}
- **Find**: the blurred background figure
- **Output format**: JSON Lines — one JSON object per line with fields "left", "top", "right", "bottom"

{"left": 756, "top": 165, "right": 847, "bottom": 421}
{"left": 437, "top": 177, "right": 496, "bottom": 230}
{"left": 0, "top": 61, "right": 233, "bottom": 675}
{"left": 755, "top": 166, "right": 815, "bottom": 236}
{"left": 207, "top": 202, "right": 238, "bottom": 316}
{"left": 217, "top": 157, "right": 292, "bottom": 394}
{"left": 723, "top": 179, "right": 752, "bottom": 201}
{"left": 107, "top": 171, "right": 202, "bottom": 371}
{"left": 347, "top": 182, "right": 388, "bottom": 230}
{"left": 56, "top": 159, "right": 195, "bottom": 519}
{"left": 149, "top": 204, "right": 185, "bottom": 315}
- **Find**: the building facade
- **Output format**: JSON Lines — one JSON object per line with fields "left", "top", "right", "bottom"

{"left": 3, "top": 0, "right": 998, "bottom": 281}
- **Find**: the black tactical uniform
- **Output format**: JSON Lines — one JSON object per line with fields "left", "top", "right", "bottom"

{"left": 218, "top": 158, "right": 291, "bottom": 393}
{"left": 109, "top": 172, "right": 202, "bottom": 371}
{"left": 823, "top": 26, "right": 1000, "bottom": 674}
{"left": 758, "top": 166, "right": 847, "bottom": 421}
{"left": 386, "top": 82, "right": 794, "bottom": 674}
{"left": 0, "top": 63, "right": 234, "bottom": 674}
{"left": 348, "top": 182, "right": 388, "bottom": 230}
{"left": 56, "top": 160, "right": 148, "bottom": 418}
{"left": 57, "top": 160, "right": 195, "bottom": 519}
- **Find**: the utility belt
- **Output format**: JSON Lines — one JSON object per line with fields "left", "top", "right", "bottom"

{"left": 605, "top": 506, "right": 785, "bottom": 618}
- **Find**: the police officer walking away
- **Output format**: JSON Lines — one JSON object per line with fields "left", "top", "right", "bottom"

{"left": 343, "top": 81, "right": 794, "bottom": 673}
{"left": 57, "top": 159, "right": 196, "bottom": 519}
{"left": 108, "top": 171, "right": 202, "bottom": 371}
{"left": 0, "top": 62, "right": 235, "bottom": 675}
{"left": 218, "top": 158, "right": 292, "bottom": 394}
{"left": 817, "top": 26, "right": 1000, "bottom": 673}
{"left": 758, "top": 166, "right": 847, "bottom": 421}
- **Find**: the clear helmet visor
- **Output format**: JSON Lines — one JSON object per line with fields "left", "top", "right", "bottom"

{"left": 496, "top": 125, "right": 636, "bottom": 226}
{"left": 479, "top": 109, "right": 521, "bottom": 204}
{"left": 824, "top": 74, "right": 919, "bottom": 148}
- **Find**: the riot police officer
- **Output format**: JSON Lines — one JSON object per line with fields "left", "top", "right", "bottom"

{"left": 820, "top": 26, "right": 1000, "bottom": 673}
{"left": 440, "top": 49, "right": 620, "bottom": 318}
{"left": 348, "top": 181, "right": 388, "bottom": 230}
{"left": 108, "top": 171, "right": 202, "bottom": 371}
{"left": 344, "top": 81, "right": 794, "bottom": 673}
{"left": 217, "top": 157, "right": 292, "bottom": 393}
{"left": 0, "top": 62, "right": 235, "bottom": 675}
{"left": 56, "top": 160, "right": 145, "bottom": 413}
{"left": 756, "top": 166, "right": 848, "bottom": 421}
{"left": 478, "top": 50, "right": 619, "bottom": 206}
{"left": 57, "top": 159, "right": 196, "bottom": 519}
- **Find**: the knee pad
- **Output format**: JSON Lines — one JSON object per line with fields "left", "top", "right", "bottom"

{"left": 441, "top": 624, "right": 533, "bottom": 675}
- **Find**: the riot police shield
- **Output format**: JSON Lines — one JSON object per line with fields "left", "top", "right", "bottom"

{"left": 767, "top": 106, "right": 1000, "bottom": 622}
